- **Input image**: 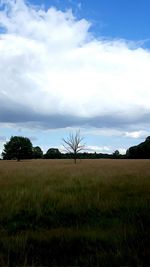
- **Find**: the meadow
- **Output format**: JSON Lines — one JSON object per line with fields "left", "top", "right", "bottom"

{"left": 0, "top": 159, "right": 149, "bottom": 267}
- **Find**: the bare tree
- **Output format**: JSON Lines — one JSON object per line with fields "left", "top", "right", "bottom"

{"left": 62, "top": 131, "right": 85, "bottom": 164}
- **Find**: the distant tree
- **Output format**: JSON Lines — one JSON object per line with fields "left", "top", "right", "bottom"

{"left": 126, "top": 149, "right": 130, "bottom": 158}
{"left": 146, "top": 136, "right": 150, "bottom": 141}
{"left": 62, "top": 131, "right": 85, "bottom": 164}
{"left": 2, "top": 136, "right": 33, "bottom": 161}
{"left": 44, "top": 148, "right": 61, "bottom": 159}
{"left": 127, "top": 136, "right": 150, "bottom": 159}
{"left": 113, "top": 150, "right": 120, "bottom": 159}
{"left": 32, "top": 146, "right": 43, "bottom": 159}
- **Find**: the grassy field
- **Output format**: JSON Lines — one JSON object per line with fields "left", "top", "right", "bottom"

{"left": 0, "top": 159, "right": 149, "bottom": 267}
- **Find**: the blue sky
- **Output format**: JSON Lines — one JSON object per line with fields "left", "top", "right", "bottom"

{"left": 29, "top": 0, "right": 150, "bottom": 42}
{"left": 0, "top": 0, "right": 150, "bottom": 155}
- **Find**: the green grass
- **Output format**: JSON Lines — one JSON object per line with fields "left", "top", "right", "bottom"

{"left": 0, "top": 159, "right": 149, "bottom": 266}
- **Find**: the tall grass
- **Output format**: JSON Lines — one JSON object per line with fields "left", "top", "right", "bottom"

{"left": 0, "top": 159, "right": 149, "bottom": 266}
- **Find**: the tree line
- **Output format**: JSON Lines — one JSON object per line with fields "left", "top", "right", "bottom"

{"left": 1, "top": 134, "right": 150, "bottom": 161}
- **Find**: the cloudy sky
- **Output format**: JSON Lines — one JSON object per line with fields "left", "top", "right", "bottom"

{"left": 0, "top": 0, "right": 150, "bottom": 155}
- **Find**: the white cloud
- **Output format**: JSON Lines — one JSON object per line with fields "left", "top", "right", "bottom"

{"left": 0, "top": 0, "right": 150, "bottom": 129}
{"left": 81, "top": 127, "right": 149, "bottom": 140}
{"left": 83, "top": 128, "right": 124, "bottom": 137}
{"left": 77, "top": 2, "right": 82, "bottom": 10}
{"left": 124, "top": 130, "right": 148, "bottom": 139}
{"left": 118, "top": 148, "right": 126, "bottom": 155}
{"left": 0, "top": 136, "right": 6, "bottom": 142}
{"left": 0, "top": 136, "right": 6, "bottom": 157}
{"left": 85, "top": 145, "right": 112, "bottom": 154}
{"left": 85, "top": 145, "right": 126, "bottom": 155}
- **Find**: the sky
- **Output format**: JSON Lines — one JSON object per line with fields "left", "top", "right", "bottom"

{"left": 0, "top": 0, "right": 150, "bottom": 155}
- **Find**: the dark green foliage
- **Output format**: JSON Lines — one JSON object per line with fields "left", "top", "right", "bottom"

{"left": 44, "top": 148, "right": 61, "bottom": 159}
{"left": 32, "top": 146, "right": 43, "bottom": 159}
{"left": 127, "top": 136, "right": 150, "bottom": 158}
{"left": 61, "top": 152, "right": 117, "bottom": 159}
{"left": 112, "top": 150, "right": 120, "bottom": 159}
{"left": 2, "top": 136, "right": 33, "bottom": 161}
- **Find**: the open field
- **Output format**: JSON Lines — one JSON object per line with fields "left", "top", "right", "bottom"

{"left": 0, "top": 159, "right": 149, "bottom": 266}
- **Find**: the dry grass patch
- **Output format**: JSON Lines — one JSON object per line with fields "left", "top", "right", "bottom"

{"left": 0, "top": 159, "right": 149, "bottom": 266}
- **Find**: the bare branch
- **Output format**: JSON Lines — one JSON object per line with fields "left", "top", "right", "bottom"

{"left": 62, "top": 130, "right": 85, "bottom": 163}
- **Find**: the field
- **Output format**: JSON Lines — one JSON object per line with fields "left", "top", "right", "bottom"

{"left": 0, "top": 159, "right": 149, "bottom": 267}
